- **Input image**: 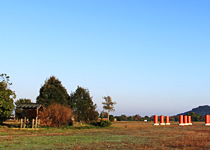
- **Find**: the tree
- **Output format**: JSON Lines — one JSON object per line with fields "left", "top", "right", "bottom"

{"left": 15, "top": 98, "right": 32, "bottom": 119}
{"left": 144, "top": 115, "right": 150, "bottom": 121}
{"left": 36, "top": 76, "right": 69, "bottom": 106}
{"left": 99, "top": 111, "right": 108, "bottom": 118}
{"left": 134, "top": 114, "right": 140, "bottom": 121}
{"left": 89, "top": 107, "right": 99, "bottom": 121}
{"left": 127, "top": 116, "right": 134, "bottom": 121}
{"left": 0, "top": 74, "right": 16, "bottom": 123}
{"left": 116, "top": 115, "right": 127, "bottom": 121}
{"left": 69, "top": 86, "right": 98, "bottom": 122}
{"left": 187, "top": 112, "right": 200, "bottom": 121}
{"left": 102, "top": 96, "right": 116, "bottom": 121}
{"left": 15, "top": 98, "right": 32, "bottom": 105}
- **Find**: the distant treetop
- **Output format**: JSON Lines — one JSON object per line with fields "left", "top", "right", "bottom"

{"left": 36, "top": 76, "right": 69, "bottom": 106}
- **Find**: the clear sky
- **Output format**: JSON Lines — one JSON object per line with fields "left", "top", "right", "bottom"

{"left": 1, "top": 0, "right": 210, "bottom": 116}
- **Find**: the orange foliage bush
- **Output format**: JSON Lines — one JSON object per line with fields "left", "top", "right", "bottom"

{"left": 38, "top": 103, "right": 73, "bottom": 127}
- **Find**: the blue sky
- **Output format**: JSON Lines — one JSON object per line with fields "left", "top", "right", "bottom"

{"left": 1, "top": 0, "right": 210, "bottom": 116}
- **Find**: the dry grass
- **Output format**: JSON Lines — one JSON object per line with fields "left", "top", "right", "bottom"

{"left": 0, "top": 121, "right": 210, "bottom": 149}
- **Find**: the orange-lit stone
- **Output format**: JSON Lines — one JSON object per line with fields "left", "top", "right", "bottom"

{"left": 153, "top": 115, "right": 159, "bottom": 125}
{"left": 205, "top": 115, "right": 210, "bottom": 126}
{"left": 179, "top": 115, "right": 184, "bottom": 125}
{"left": 160, "top": 115, "right": 165, "bottom": 125}
{"left": 187, "top": 116, "right": 192, "bottom": 125}
{"left": 165, "top": 116, "right": 170, "bottom": 125}
{"left": 184, "top": 115, "right": 188, "bottom": 125}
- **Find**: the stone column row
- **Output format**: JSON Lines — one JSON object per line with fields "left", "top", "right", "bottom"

{"left": 179, "top": 115, "right": 192, "bottom": 125}
{"left": 153, "top": 115, "right": 170, "bottom": 125}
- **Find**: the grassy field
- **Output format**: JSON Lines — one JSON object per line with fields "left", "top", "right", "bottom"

{"left": 0, "top": 121, "right": 210, "bottom": 149}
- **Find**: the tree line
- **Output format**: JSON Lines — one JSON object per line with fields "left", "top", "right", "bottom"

{"left": 114, "top": 112, "right": 205, "bottom": 122}
{"left": 0, "top": 74, "right": 116, "bottom": 127}
{"left": 2, "top": 73, "right": 203, "bottom": 126}
{"left": 36, "top": 76, "right": 99, "bottom": 123}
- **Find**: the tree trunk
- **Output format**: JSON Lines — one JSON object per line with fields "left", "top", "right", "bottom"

{"left": 108, "top": 111, "right": 109, "bottom": 121}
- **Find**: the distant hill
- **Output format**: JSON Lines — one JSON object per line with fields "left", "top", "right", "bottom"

{"left": 177, "top": 105, "right": 210, "bottom": 116}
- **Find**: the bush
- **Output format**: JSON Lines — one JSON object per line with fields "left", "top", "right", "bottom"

{"left": 92, "top": 120, "right": 112, "bottom": 127}
{"left": 38, "top": 103, "right": 73, "bottom": 127}
{"left": 109, "top": 115, "right": 114, "bottom": 122}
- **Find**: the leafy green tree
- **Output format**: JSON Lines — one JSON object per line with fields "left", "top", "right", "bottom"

{"left": 187, "top": 112, "right": 200, "bottom": 121}
{"left": 127, "top": 116, "right": 134, "bottom": 121}
{"left": 36, "top": 76, "right": 69, "bottom": 106}
{"left": 116, "top": 115, "right": 127, "bottom": 121}
{"left": 15, "top": 98, "right": 32, "bottom": 119}
{"left": 120, "top": 115, "right": 127, "bottom": 121}
{"left": 144, "top": 115, "right": 150, "bottom": 121}
{"left": 102, "top": 96, "right": 116, "bottom": 121}
{"left": 69, "top": 86, "right": 98, "bottom": 122}
{"left": 15, "top": 98, "right": 32, "bottom": 105}
{"left": 0, "top": 74, "right": 16, "bottom": 123}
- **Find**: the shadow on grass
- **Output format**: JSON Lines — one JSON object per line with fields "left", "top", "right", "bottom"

{"left": 0, "top": 123, "right": 20, "bottom": 128}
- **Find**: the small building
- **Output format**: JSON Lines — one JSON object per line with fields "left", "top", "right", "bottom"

{"left": 15, "top": 103, "right": 44, "bottom": 120}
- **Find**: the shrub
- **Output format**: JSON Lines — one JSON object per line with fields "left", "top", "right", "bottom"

{"left": 109, "top": 115, "right": 114, "bottom": 122}
{"left": 92, "top": 120, "right": 112, "bottom": 127}
{"left": 38, "top": 103, "right": 73, "bottom": 127}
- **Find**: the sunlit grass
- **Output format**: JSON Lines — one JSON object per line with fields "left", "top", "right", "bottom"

{"left": 0, "top": 121, "right": 210, "bottom": 149}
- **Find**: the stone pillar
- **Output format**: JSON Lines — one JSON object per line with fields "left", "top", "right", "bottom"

{"left": 184, "top": 115, "right": 188, "bottom": 125}
{"left": 205, "top": 115, "right": 210, "bottom": 126}
{"left": 165, "top": 116, "right": 170, "bottom": 125}
{"left": 187, "top": 116, "right": 192, "bottom": 125}
{"left": 153, "top": 115, "right": 159, "bottom": 125}
{"left": 179, "top": 115, "right": 184, "bottom": 125}
{"left": 160, "top": 115, "right": 165, "bottom": 125}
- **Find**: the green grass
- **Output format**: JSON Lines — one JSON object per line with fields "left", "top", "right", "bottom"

{"left": 0, "top": 131, "right": 132, "bottom": 149}
{"left": 0, "top": 121, "right": 210, "bottom": 149}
